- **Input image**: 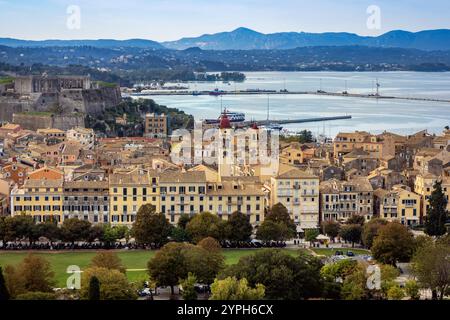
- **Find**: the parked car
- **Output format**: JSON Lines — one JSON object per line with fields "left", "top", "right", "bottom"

{"left": 346, "top": 251, "right": 355, "bottom": 257}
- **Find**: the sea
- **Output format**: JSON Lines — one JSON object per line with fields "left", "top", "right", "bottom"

{"left": 135, "top": 72, "right": 450, "bottom": 138}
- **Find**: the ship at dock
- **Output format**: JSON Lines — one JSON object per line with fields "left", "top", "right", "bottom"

{"left": 203, "top": 109, "right": 245, "bottom": 125}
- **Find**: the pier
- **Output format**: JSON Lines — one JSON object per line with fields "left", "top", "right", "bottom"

{"left": 129, "top": 90, "right": 450, "bottom": 104}
{"left": 250, "top": 115, "right": 352, "bottom": 126}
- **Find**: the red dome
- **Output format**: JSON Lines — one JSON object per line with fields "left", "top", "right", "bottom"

{"left": 220, "top": 113, "right": 231, "bottom": 129}
{"left": 251, "top": 122, "right": 259, "bottom": 130}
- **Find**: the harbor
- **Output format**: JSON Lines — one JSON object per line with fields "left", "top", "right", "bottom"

{"left": 129, "top": 90, "right": 450, "bottom": 104}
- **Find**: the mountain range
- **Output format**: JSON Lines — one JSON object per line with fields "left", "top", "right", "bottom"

{"left": 0, "top": 38, "right": 164, "bottom": 49}
{"left": 1, "top": 28, "right": 450, "bottom": 51}
{"left": 162, "top": 28, "right": 450, "bottom": 51}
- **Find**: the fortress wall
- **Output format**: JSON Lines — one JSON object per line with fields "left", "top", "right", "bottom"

{"left": 12, "top": 113, "right": 85, "bottom": 131}
{"left": 52, "top": 114, "right": 85, "bottom": 130}
{"left": 12, "top": 113, "right": 53, "bottom": 131}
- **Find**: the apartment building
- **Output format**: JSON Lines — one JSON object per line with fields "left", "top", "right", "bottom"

{"left": 63, "top": 180, "right": 109, "bottom": 224}
{"left": 270, "top": 168, "right": 320, "bottom": 230}
{"left": 145, "top": 113, "right": 168, "bottom": 138}
{"left": 11, "top": 179, "right": 64, "bottom": 223}
{"left": 334, "top": 131, "right": 394, "bottom": 163}
{"left": 206, "top": 177, "right": 265, "bottom": 226}
{"left": 320, "top": 177, "right": 374, "bottom": 223}
{"left": 414, "top": 174, "right": 450, "bottom": 217}
{"left": 159, "top": 171, "right": 206, "bottom": 224}
{"left": 374, "top": 185, "right": 421, "bottom": 226}
{"left": 66, "top": 127, "right": 95, "bottom": 149}
{"left": 109, "top": 169, "right": 159, "bottom": 225}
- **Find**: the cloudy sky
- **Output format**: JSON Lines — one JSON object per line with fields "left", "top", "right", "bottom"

{"left": 0, "top": 0, "right": 449, "bottom": 41}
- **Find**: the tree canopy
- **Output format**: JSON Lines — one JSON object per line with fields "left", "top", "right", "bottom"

{"left": 132, "top": 204, "right": 172, "bottom": 248}
{"left": 210, "top": 277, "right": 265, "bottom": 300}
{"left": 220, "top": 249, "right": 323, "bottom": 300}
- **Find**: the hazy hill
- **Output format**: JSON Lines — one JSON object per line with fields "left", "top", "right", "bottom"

{"left": 163, "top": 27, "right": 450, "bottom": 51}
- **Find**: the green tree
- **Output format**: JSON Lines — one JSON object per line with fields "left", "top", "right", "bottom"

{"left": 321, "top": 221, "right": 340, "bottom": 241}
{"left": 340, "top": 263, "right": 368, "bottom": 300}
{"left": 425, "top": 181, "right": 449, "bottom": 237}
{"left": 147, "top": 242, "right": 192, "bottom": 295}
{"left": 81, "top": 267, "right": 137, "bottom": 300}
{"left": 36, "top": 221, "right": 61, "bottom": 245}
{"left": 185, "top": 245, "right": 225, "bottom": 285}
{"left": 387, "top": 285, "right": 405, "bottom": 300}
{"left": 3, "top": 215, "right": 35, "bottom": 243}
{"left": 90, "top": 252, "right": 126, "bottom": 274}
{"left": 225, "top": 211, "right": 253, "bottom": 242}
{"left": 88, "top": 276, "right": 100, "bottom": 300}
{"left": 171, "top": 226, "right": 191, "bottom": 242}
{"left": 0, "top": 217, "right": 7, "bottom": 244}
{"left": 101, "top": 224, "right": 120, "bottom": 245}
{"left": 132, "top": 204, "right": 172, "bottom": 248}
{"left": 320, "top": 259, "right": 359, "bottom": 299}
{"left": 87, "top": 224, "right": 104, "bottom": 243}
{"left": 266, "top": 203, "right": 296, "bottom": 233}
{"left": 197, "top": 237, "right": 222, "bottom": 252}
{"left": 4, "top": 254, "right": 55, "bottom": 297}
{"left": 186, "top": 212, "right": 224, "bottom": 243}
{"left": 412, "top": 240, "right": 450, "bottom": 300}
{"left": 210, "top": 277, "right": 265, "bottom": 300}
{"left": 372, "top": 222, "right": 415, "bottom": 266}
{"left": 298, "top": 130, "right": 314, "bottom": 143}
{"left": 220, "top": 249, "right": 323, "bottom": 300}
{"left": 180, "top": 273, "right": 198, "bottom": 301}
{"left": 362, "top": 218, "right": 388, "bottom": 249}
{"left": 0, "top": 266, "right": 10, "bottom": 301}
{"left": 256, "top": 220, "right": 292, "bottom": 241}
{"left": 346, "top": 215, "right": 366, "bottom": 226}
{"left": 178, "top": 214, "right": 192, "bottom": 230}
{"left": 405, "top": 280, "right": 420, "bottom": 300}
{"left": 61, "top": 218, "right": 92, "bottom": 244}
{"left": 339, "top": 224, "right": 362, "bottom": 247}
{"left": 305, "top": 229, "right": 320, "bottom": 243}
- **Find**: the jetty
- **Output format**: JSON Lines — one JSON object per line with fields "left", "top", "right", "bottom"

{"left": 129, "top": 90, "right": 450, "bottom": 104}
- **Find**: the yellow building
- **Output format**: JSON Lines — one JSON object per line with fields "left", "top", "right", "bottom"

{"left": 109, "top": 169, "right": 159, "bottom": 225}
{"left": 377, "top": 185, "right": 421, "bottom": 226}
{"left": 11, "top": 179, "right": 63, "bottom": 223}
{"left": 158, "top": 171, "right": 207, "bottom": 224}
{"left": 270, "top": 168, "right": 320, "bottom": 230}
{"left": 334, "top": 131, "right": 395, "bottom": 162}
{"left": 414, "top": 174, "right": 450, "bottom": 218}
{"left": 206, "top": 177, "right": 265, "bottom": 226}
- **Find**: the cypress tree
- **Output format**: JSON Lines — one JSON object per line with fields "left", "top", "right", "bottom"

{"left": 425, "top": 181, "right": 448, "bottom": 236}
{"left": 0, "top": 266, "right": 10, "bottom": 301}
{"left": 88, "top": 276, "right": 100, "bottom": 300}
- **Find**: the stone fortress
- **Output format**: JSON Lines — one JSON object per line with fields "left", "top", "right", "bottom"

{"left": 0, "top": 74, "right": 122, "bottom": 130}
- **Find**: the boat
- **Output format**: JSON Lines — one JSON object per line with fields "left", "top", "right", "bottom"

{"left": 203, "top": 109, "right": 245, "bottom": 125}
{"left": 209, "top": 88, "right": 223, "bottom": 96}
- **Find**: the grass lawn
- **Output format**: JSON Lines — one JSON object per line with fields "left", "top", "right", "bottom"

{"left": 0, "top": 248, "right": 304, "bottom": 287}
{"left": 311, "top": 248, "right": 371, "bottom": 257}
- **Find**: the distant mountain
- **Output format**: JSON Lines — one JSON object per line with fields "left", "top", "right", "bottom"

{"left": 0, "top": 38, "right": 164, "bottom": 49}
{"left": 162, "top": 28, "right": 450, "bottom": 51}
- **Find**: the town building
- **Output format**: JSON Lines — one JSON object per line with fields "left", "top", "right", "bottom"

{"left": 11, "top": 179, "right": 64, "bottom": 223}
{"left": 145, "top": 113, "right": 168, "bottom": 138}
{"left": 270, "top": 168, "right": 320, "bottom": 230}
{"left": 66, "top": 127, "right": 95, "bottom": 149}
{"left": 374, "top": 185, "right": 421, "bottom": 226}
{"left": 320, "top": 178, "right": 374, "bottom": 223}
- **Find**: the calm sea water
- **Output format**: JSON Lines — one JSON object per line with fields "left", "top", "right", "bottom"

{"left": 138, "top": 72, "right": 450, "bottom": 137}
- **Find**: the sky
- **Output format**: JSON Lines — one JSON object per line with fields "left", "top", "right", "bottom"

{"left": 0, "top": 0, "right": 449, "bottom": 41}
